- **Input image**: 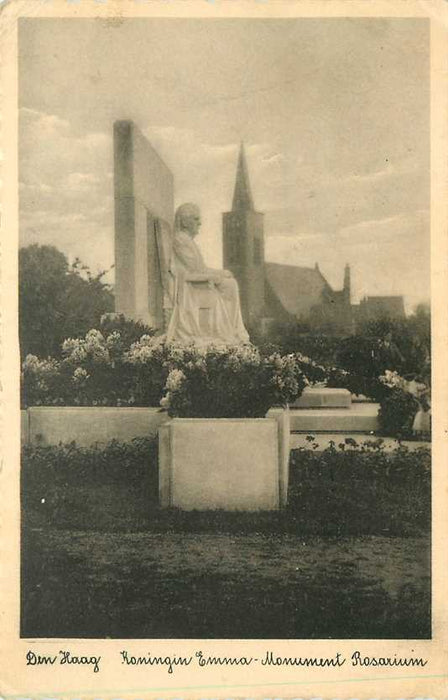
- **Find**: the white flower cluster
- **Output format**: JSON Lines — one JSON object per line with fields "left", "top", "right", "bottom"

{"left": 160, "top": 368, "right": 187, "bottom": 409}
{"left": 106, "top": 330, "right": 122, "bottom": 350}
{"left": 294, "top": 351, "right": 349, "bottom": 387}
{"left": 72, "top": 367, "right": 90, "bottom": 383}
{"left": 21, "top": 354, "right": 61, "bottom": 401}
{"left": 125, "top": 335, "right": 167, "bottom": 365}
{"left": 379, "top": 369, "right": 406, "bottom": 390}
{"left": 165, "top": 368, "right": 186, "bottom": 392}
{"left": 62, "top": 329, "right": 111, "bottom": 365}
{"left": 22, "top": 354, "right": 60, "bottom": 375}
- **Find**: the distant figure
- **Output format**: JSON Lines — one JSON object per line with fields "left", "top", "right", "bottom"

{"left": 166, "top": 203, "right": 249, "bottom": 345}
{"left": 405, "top": 374, "right": 431, "bottom": 439}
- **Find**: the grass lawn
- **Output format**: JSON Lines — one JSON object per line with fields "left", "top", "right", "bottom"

{"left": 22, "top": 528, "right": 430, "bottom": 639}
{"left": 21, "top": 440, "right": 431, "bottom": 639}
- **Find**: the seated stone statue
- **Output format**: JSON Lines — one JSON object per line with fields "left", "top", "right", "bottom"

{"left": 166, "top": 203, "right": 249, "bottom": 345}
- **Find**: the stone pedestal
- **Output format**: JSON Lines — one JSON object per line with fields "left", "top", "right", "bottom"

{"left": 291, "top": 387, "right": 352, "bottom": 409}
{"left": 159, "top": 414, "right": 289, "bottom": 511}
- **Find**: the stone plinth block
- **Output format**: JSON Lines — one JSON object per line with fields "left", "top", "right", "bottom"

{"left": 290, "top": 403, "right": 379, "bottom": 433}
{"left": 27, "top": 407, "right": 170, "bottom": 447}
{"left": 291, "top": 387, "right": 352, "bottom": 409}
{"left": 159, "top": 417, "right": 288, "bottom": 511}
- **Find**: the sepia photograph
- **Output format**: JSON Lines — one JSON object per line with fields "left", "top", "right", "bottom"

{"left": 17, "top": 14, "right": 433, "bottom": 644}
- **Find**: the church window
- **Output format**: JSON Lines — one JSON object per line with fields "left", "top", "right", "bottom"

{"left": 253, "top": 238, "right": 262, "bottom": 265}
{"left": 228, "top": 235, "right": 241, "bottom": 264}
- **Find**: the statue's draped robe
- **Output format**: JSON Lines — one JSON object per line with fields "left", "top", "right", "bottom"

{"left": 166, "top": 231, "right": 249, "bottom": 345}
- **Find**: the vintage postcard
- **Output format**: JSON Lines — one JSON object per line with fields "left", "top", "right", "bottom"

{"left": 1, "top": 0, "right": 447, "bottom": 698}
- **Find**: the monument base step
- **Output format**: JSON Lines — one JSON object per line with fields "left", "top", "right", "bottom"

{"left": 290, "top": 403, "right": 379, "bottom": 433}
{"left": 291, "top": 387, "right": 351, "bottom": 409}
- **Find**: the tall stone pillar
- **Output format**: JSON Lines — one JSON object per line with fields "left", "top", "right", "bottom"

{"left": 114, "top": 120, "right": 174, "bottom": 329}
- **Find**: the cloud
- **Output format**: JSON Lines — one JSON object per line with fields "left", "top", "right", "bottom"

{"left": 19, "top": 108, "right": 429, "bottom": 310}
{"left": 265, "top": 207, "right": 429, "bottom": 313}
{"left": 66, "top": 172, "right": 102, "bottom": 189}
{"left": 20, "top": 107, "right": 110, "bottom": 189}
{"left": 264, "top": 155, "right": 428, "bottom": 241}
{"left": 142, "top": 125, "right": 276, "bottom": 267}
{"left": 19, "top": 107, "right": 114, "bottom": 275}
{"left": 21, "top": 107, "right": 70, "bottom": 130}
{"left": 338, "top": 209, "right": 429, "bottom": 243}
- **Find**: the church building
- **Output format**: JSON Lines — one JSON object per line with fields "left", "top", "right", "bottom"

{"left": 222, "top": 144, "right": 354, "bottom": 335}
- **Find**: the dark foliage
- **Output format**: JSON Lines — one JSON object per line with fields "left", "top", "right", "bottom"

{"left": 98, "top": 313, "right": 155, "bottom": 351}
{"left": 21, "top": 439, "right": 431, "bottom": 639}
{"left": 21, "top": 438, "right": 430, "bottom": 536}
{"left": 378, "top": 388, "right": 420, "bottom": 439}
{"left": 19, "top": 244, "right": 114, "bottom": 358}
{"left": 21, "top": 315, "right": 157, "bottom": 409}
{"left": 255, "top": 310, "right": 431, "bottom": 393}
{"left": 165, "top": 348, "right": 305, "bottom": 418}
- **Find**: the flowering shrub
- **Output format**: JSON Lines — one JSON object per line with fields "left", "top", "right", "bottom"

{"left": 378, "top": 370, "right": 430, "bottom": 438}
{"left": 379, "top": 369, "right": 407, "bottom": 391}
{"left": 59, "top": 329, "right": 129, "bottom": 406}
{"left": 22, "top": 327, "right": 139, "bottom": 408}
{"left": 378, "top": 389, "right": 420, "bottom": 438}
{"left": 123, "top": 336, "right": 172, "bottom": 406}
{"left": 19, "top": 324, "right": 430, "bottom": 439}
{"left": 22, "top": 334, "right": 305, "bottom": 416}
{"left": 292, "top": 352, "right": 329, "bottom": 386}
{"left": 21, "top": 355, "right": 66, "bottom": 407}
{"left": 156, "top": 343, "right": 305, "bottom": 418}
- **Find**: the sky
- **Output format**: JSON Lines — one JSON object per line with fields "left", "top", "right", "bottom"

{"left": 19, "top": 17, "right": 430, "bottom": 312}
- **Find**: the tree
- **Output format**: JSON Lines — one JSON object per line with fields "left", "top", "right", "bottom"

{"left": 343, "top": 307, "right": 431, "bottom": 379}
{"left": 19, "top": 244, "right": 114, "bottom": 358}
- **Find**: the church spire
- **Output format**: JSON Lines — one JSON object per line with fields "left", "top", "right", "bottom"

{"left": 232, "top": 142, "right": 254, "bottom": 211}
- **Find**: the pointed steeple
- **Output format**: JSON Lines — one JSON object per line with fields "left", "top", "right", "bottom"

{"left": 232, "top": 142, "right": 254, "bottom": 211}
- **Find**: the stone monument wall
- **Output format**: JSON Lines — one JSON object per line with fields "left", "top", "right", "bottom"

{"left": 114, "top": 120, "right": 174, "bottom": 329}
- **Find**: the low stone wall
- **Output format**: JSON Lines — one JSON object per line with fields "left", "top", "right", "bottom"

{"left": 21, "top": 401, "right": 380, "bottom": 447}
{"left": 21, "top": 407, "right": 170, "bottom": 447}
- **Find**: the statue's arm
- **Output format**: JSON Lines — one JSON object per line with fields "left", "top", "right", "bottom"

{"left": 172, "top": 233, "right": 232, "bottom": 283}
{"left": 181, "top": 270, "right": 228, "bottom": 286}
{"left": 183, "top": 272, "right": 217, "bottom": 283}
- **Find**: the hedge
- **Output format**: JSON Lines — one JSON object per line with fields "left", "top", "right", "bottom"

{"left": 21, "top": 438, "right": 431, "bottom": 537}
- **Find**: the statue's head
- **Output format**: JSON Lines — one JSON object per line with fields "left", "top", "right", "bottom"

{"left": 174, "top": 203, "right": 201, "bottom": 238}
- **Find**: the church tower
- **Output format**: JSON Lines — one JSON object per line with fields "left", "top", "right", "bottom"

{"left": 343, "top": 263, "right": 351, "bottom": 303}
{"left": 222, "top": 143, "right": 265, "bottom": 328}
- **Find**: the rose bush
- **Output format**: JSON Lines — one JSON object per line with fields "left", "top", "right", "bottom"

{"left": 159, "top": 343, "right": 305, "bottom": 418}
{"left": 22, "top": 334, "right": 306, "bottom": 416}
{"left": 20, "top": 322, "right": 430, "bottom": 438}
{"left": 377, "top": 370, "right": 430, "bottom": 439}
{"left": 21, "top": 355, "right": 66, "bottom": 407}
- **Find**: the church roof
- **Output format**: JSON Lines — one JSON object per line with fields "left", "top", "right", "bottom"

{"left": 265, "top": 262, "right": 332, "bottom": 319}
{"left": 359, "top": 295, "right": 405, "bottom": 318}
{"left": 232, "top": 142, "right": 254, "bottom": 211}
